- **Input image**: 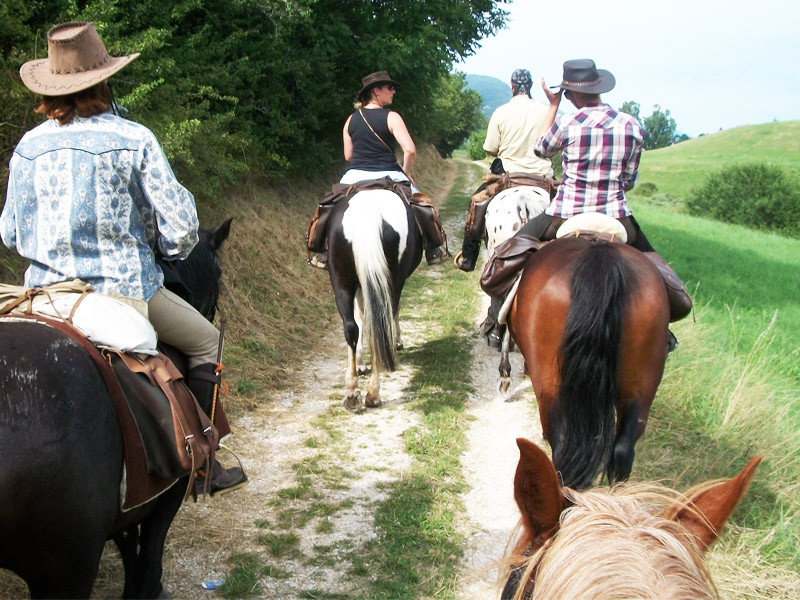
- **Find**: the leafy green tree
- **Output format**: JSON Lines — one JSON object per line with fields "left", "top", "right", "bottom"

{"left": 619, "top": 101, "right": 640, "bottom": 121}
{"left": 642, "top": 105, "right": 677, "bottom": 150}
{"left": 1, "top": 0, "right": 510, "bottom": 197}
{"left": 619, "top": 101, "right": 679, "bottom": 150}
{"left": 425, "top": 72, "right": 484, "bottom": 158}
{"left": 465, "top": 129, "right": 487, "bottom": 160}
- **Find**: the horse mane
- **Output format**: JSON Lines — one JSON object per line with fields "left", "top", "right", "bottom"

{"left": 503, "top": 483, "right": 718, "bottom": 600}
{"left": 553, "top": 241, "right": 638, "bottom": 488}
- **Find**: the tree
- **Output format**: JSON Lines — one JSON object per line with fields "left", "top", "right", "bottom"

{"left": 619, "top": 101, "right": 640, "bottom": 122}
{"left": 642, "top": 105, "right": 677, "bottom": 150}
{"left": 619, "top": 101, "right": 679, "bottom": 150}
{"left": 426, "top": 72, "right": 484, "bottom": 158}
{"left": 1, "top": 0, "right": 511, "bottom": 195}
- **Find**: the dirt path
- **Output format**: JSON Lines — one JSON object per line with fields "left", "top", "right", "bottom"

{"left": 0, "top": 167, "right": 543, "bottom": 600}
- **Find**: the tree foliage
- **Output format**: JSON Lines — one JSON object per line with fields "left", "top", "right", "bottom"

{"left": 1, "top": 0, "right": 509, "bottom": 198}
{"left": 642, "top": 105, "right": 677, "bottom": 150}
{"left": 618, "top": 101, "right": 679, "bottom": 150}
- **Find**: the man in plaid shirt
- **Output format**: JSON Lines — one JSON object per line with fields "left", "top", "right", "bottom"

{"left": 517, "top": 58, "right": 653, "bottom": 249}
{"left": 481, "top": 60, "right": 691, "bottom": 351}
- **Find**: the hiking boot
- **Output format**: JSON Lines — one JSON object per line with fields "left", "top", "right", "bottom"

{"left": 196, "top": 459, "right": 248, "bottom": 497}
{"left": 486, "top": 329, "right": 501, "bottom": 349}
{"left": 456, "top": 237, "right": 481, "bottom": 272}
{"left": 308, "top": 252, "right": 328, "bottom": 270}
{"left": 456, "top": 253, "right": 478, "bottom": 272}
{"left": 425, "top": 245, "right": 450, "bottom": 265}
{"left": 667, "top": 329, "right": 678, "bottom": 353}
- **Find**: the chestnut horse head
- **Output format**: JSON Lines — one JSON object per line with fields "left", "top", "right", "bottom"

{"left": 501, "top": 438, "right": 761, "bottom": 600}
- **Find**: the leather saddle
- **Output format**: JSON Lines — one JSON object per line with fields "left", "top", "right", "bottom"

{"left": 0, "top": 312, "right": 217, "bottom": 510}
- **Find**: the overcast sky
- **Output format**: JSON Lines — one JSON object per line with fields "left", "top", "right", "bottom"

{"left": 455, "top": 0, "right": 799, "bottom": 137}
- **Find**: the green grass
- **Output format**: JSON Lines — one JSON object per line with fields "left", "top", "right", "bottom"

{"left": 631, "top": 199, "right": 800, "bottom": 385}
{"left": 626, "top": 195, "right": 800, "bottom": 589}
{"left": 633, "top": 120, "right": 800, "bottom": 200}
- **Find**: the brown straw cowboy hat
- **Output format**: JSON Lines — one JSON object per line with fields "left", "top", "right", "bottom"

{"left": 357, "top": 71, "right": 399, "bottom": 97}
{"left": 19, "top": 22, "right": 139, "bottom": 96}
{"left": 551, "top": 59, "right": 615, "bottom": 95}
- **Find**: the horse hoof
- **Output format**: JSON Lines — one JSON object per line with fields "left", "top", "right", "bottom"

{"left": 498, "top": 378, "right": 511, "bottom": 396}
{"left": 357, "top": 365, "right": 370, "bottom": 376}
{"left": 365, "top": 394, "right": 382, "bottom": 408}
{"left": 157, "top": 587, "right": 172, "bottom": 600}
{"left": 396, "top": 340, "right": 404, "bottom": 351}
{"left": 344, "top": 395, "right": 365, "bottom": 413}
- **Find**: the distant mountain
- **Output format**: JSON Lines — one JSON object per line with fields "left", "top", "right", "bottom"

{"left": 465, "top": 74, "right": 511, "bottom": 119}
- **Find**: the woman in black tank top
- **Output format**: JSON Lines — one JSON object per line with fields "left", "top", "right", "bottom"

{"left": 307, "top": 71, "right": 450, "bottom": 269}
{"left": 340, "top": 71, "right": 417, "bottom": 188}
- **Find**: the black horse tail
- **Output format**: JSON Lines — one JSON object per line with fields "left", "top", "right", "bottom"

{"left": 351, "top": 222, "right": 398, "bottom": 373}
{"left": 551, "top": 243, "right": 633, "bottom": 489}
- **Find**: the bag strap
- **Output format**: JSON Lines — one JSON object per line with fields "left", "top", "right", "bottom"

{"left": 359, "top": 108, "right": 395, "bottom": 154}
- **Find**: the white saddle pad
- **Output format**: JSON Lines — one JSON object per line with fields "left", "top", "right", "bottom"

{"left": 556, "top": 212, "right": 628, "bottom": 242}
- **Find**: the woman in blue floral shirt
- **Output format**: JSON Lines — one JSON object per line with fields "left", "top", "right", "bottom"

{"left": 2, "top": 22, "right": 245, "bottom": 495}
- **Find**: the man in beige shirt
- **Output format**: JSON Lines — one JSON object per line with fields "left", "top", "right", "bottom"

{"left": 457, "top": 69, "right": 554, "bottom": 276}
{"left": 483, "top": 69, "right": 554, "bottom": 176}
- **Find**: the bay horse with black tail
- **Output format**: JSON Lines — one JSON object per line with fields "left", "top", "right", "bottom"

{"left": 508, "top": 235, "right": 670, "bottom": 488}
{"left": 327, "top": 189, "right": 421, "bottom": 412}
{"left": 501, "top": 438, "right": 760, "bottom": 600}
{"left": 0, "top": 219, "right": 231, "bottom": 599}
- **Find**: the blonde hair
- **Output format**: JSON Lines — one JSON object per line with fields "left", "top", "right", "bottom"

{"left": 504, "top": 484, "right": 718, "bottom": 600}
{"left": 35, "top": 81, "right": 112, "bottom": 125}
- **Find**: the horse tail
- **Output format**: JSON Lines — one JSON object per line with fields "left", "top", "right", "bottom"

{"left": 552, "top": 243, "right": 633, "bottom": 489}
{"left": 350, "top": 212, "right": 398, "bottom": 373}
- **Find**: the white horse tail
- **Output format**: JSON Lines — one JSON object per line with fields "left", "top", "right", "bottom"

{"left": 344, "top": 192, "right": 402, "bottom": 372}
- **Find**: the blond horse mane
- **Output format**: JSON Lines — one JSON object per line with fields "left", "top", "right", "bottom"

{"left": 504, "top": 483, "right": 719, "bottom": 600}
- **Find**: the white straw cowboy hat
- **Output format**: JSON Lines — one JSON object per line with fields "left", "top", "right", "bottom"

{"left": 19, "top": 22, "right": 139, "bottom": 96}
{"left": 552, "top": 59, "right": 615, "bottom": 95}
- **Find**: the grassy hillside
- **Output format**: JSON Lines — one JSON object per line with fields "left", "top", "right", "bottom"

{"left": 634, "top": 120, "right": 800, "bottom": 200}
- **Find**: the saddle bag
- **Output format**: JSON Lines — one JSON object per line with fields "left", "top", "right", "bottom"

{"left": 307, "top": 177, "right": 418, "bottom": 253}
{"left": 480, "top": 234, "right": 546, "bottom": 299}
{"left": 409, "top": 192, "right": 447, "bottom": 247}
{"left": 643, "top": 252, "right": 693, "bottom": 322}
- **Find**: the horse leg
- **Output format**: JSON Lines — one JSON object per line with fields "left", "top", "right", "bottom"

{"left": 344, "top": 343, "right": 365, "bottom": 413}
{"left": 22, "top": 538, "right": 104, "bottom": 599}
{"left": 354, "top": 292, "right": 368, "bottom": 375}
{"left": 365, "top": 365, "right": 382, "bottom": 408}
{"left": 395, "top": 314, "right": 403, "bottom": 351}
{"left": 113, "top": 526, "right": 140, "bottom": 598}
{"left": 607, "top": 402, "right": 648, "bottom": 483}
{"left": 122, "top": 483, "right": 185, "bottom": 599}
{"left": 499, "top": 332, "right": 512, "bottom": 397}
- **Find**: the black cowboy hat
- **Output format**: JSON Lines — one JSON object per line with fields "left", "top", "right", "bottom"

{"left": 552, "top": 59, "right": 615, "bottom": 94}
{"left": 357, "top": 71, "right": 399, "bottom": 97}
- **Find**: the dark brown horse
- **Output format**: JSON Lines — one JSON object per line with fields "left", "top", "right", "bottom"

{"left": 508, "top": 236, "right": 670, "bottom": 489}
{"left": 0, "top": 220, "right": 231, "bottom": 599}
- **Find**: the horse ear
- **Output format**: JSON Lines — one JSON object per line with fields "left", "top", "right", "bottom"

{"left": 210, "top": 218, "right": 233, "bottom": 251}
{"left": 514, "top": 438, "right": 563, "bottom": 540}
{"left": 665, "top": 456, "right": 761, "bottom": 551}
